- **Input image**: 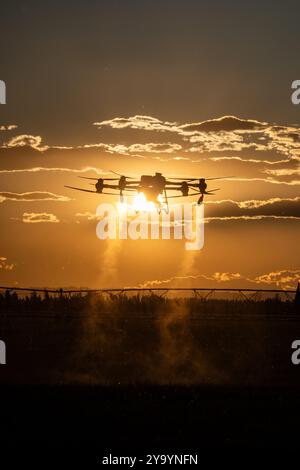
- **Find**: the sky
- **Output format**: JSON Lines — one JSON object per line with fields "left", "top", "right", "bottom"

{"left": 0, "top": 0, "right": 299, "bottom": 290}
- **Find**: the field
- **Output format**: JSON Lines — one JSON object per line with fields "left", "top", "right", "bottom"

{"left": 0, "top": 292, "right": 300, "bottom": 452}
{"left": 0, "top": 291, "right": 299, "bottom": 386}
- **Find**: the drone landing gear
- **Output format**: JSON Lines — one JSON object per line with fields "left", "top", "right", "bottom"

{"left": 163, "top": 189, "right": 169, "bottom": 214}
{"left": 197, "top": 194, "right": 204, "bottom": 205}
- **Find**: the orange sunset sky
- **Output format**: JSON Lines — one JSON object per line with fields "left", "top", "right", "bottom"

{"left": 0, "top": 0, "right": 299, "bottom": 290}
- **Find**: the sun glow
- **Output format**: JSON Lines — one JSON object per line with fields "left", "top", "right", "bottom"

{"left": 117, "top": 192, "right": 169, "bottom": 214}
{"left": 117, "top": 192, "right": 157, "bottom": 213}
{"left": 133, "top": 193, "right": 156, "bottom": 212}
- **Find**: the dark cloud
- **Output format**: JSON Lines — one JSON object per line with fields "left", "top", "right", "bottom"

{"left": 179, "top": 115, "right": 266, "bottom": 133}
{"left": 206, "top": 197, "right": 300, "bottom": 219}
{"left": 94, "top": 114, "right": 266, "bottom": 136}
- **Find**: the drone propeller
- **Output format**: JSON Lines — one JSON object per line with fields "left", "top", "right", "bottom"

{"left": 168, "top": 175, "right": 234, "bottom": 181}
{"left": 109, "top": 170, "right": 136, "bottom": 179}
{"left": 65, "top": 185, "right": 98, "bottom": 194}
{"left": 186, "top": 186, "right": 220, "bottom": 193}
{"left": 78, "top": 176, "right": 120, "bottom": 181}
{"left": 205, "top": 176, "right": 234, "bottom": 181}
{"left": 167, "top": 188, "right": 220, "bottom": 199}
{"left": 65, "top": 185, "right": 136, "bottom": 195}
{"left": 188, "top": 181, "right": 223, "bottom": 188}
{"left": 87, "top": 183, "right": 136, "bottom": 191}
{"left": 205, "top": 188, "right": 220, "bottom": 193}
{"left": 168, "top": 191, "right": 213, "bottom": 199}
{"left": 167, "top": 177, "right": 197, "bottom": 182}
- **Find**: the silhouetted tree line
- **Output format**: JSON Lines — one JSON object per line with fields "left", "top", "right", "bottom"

{"left": 0, "top": 290, "right": 297, "bottom": 316}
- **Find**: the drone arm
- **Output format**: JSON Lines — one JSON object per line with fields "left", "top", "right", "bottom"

{"left": 165, "top": 180, "right": 186, "bottom": 185}
{"left": 164, "top": 186, "right": 188, "bottom": 190}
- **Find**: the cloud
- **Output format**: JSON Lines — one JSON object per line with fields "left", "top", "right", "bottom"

{"left": 126, "top": 143, "right": 182, "bottom": 154}
{"left": 179, "top": 116, "right": 266, "bottom": 133}
{"left": 206, "top": 196, "right": 300, "bottom": 216}
{"left": 252, "top": 270, "right": 300, "bottom": 288}
{"left": 81, "top": 142, "right": 181, "bottom": 155}
{"left": 1, "top": 114, "right": 300, "bottom": 168}
{"left": 186, "top": 119, "right": 300, "bottom": 160}
{"left": 221, "top": 177, "right": 300, "bottom": 186}
{"left": 187, "top": 131, "right": 266, "bottom": 153}
{"left": 22, "top": 212, "right": 60, "bottom": 223}
{"left": 94, "top": 114, "right": 266, "bottom": 136}
{"left": 0, "top": 191, "right": 71, "bottom": 202}
{"left": 2, "top": 134, "right": 48, "bottom": 151}
{"left": 2, "top": 115, "right": 300, "bottom": 163}
{"left": 77, "top": 200, "right": 300, "bottom": 226}
{"left": 205, "top": 215, "right": 300, "bottom": 223}
{"left": 0, "top": 125, "right": 18, "bottom": 131}
{"left": 208, "top": 156, "right": 297, "bottom": 165}
{"left": 94, "top": 115, "right": 179, "bottom": 133}
{"left": 209, "top": 272, "right": 242, "bottom": 282}
{"left": 93, "top": 114, "right": 300, "bottom": 159}
{"left": 0, "top": 166, "right": 108, "bottom": 175}
{"left": 75, "top": 211, "right": 100, "bottom": 221}
{"left": 138, "top": 270, "right": 300, "bottom": 290}
{"left": 138, "top": 272, "right": 242, "bottom": 288}
{"left": 232, "top": 196, "right": 300, "bottom": 209}
{"left": 0, "top": 256, "right": 15, "bottom": 271}
{"left": 264, "top": 167, "right": 300, "bottom": 177}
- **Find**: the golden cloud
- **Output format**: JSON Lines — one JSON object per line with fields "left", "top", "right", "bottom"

{"left": 22, "top": 212, "right": 60, "bottom": 224}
